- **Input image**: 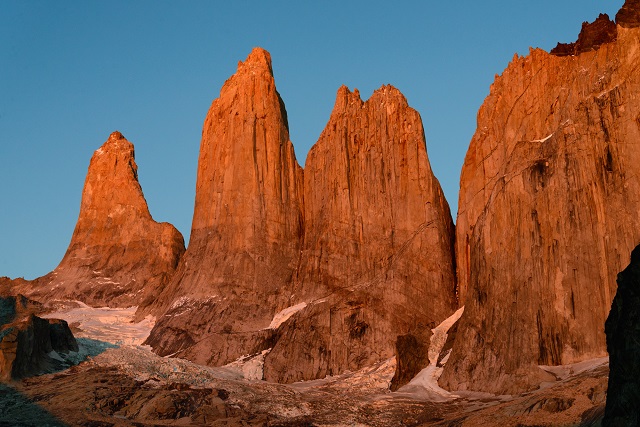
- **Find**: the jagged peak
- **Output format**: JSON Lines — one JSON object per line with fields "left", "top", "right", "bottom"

{"left": 332, "top": 84, "right": 409, "bottom": 114}
{"left": 369, "top": 84, "right": 408, "bottom": 106}
{"left": 332, "top": 85, "right": 363, "bottom": 112}
{"left": 550, "top": 13, "right": 617, "bottom": 56}
{"left": 236, "top": 47, "right": 273, "bottom": 76}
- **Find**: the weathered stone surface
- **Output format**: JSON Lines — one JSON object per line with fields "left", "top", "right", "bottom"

{"left": 0, "top": 294, "right": 43, "bottom": 325}
{"left": 616, "top": 0, "right": 640, "bottom": 28}
{"left": 390, "top": 329, "right": 432, "bottom": 391}
{"left": 603, "top": 244, "right": 640, "bottom": 426}
{"left": 0, "top": 277, "right": 28, "bottom": 299}
{"left": 18, "top": 132, "right": 185, "bottom": 309}
{"left": 551, "top": 14, "right": 617, "bottom": 56}
{"left": 144, "top": 48, "right": 304, "bottom": 364}
{"left": 263, "top": 86, "right": 456, "bottom": 383}
{"left": 442, "top": 12, "right": 640, "bottom": 394}
{"left": 0, "top": 295, "right": 77, "bottom": 381}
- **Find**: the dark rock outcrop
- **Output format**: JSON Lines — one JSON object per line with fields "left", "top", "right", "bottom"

{"left": 616, "top": 0, "right": 640, "bottom": 28}
{"left": 442, "top": 4, "right": 640, "bottom": 394}
{"left": 390, "top": 329, "right": 432, "bottom": 391}
{"left": 551, "top": 14, "right": 617, "bottom": 56}
{"left": 15, "top": 132, "right": 185, "bottom": 309}
{"left": 603, "top": 244, "right": 640, "bottom": 425}
{"left": 263, "top": 85, "right": 456, "bottom": 383}
{"left": 144, "top": 48, "right": 304, "bottom": 366}
{"left": 0, "top": 294, "right": 43, "bottom": 325}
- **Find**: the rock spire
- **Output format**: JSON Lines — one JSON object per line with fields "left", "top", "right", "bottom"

{"left": 143, "top": 47, "right": 305, "bottom": 365}
{"left": 24, "top": 132, "right": 185, "bottom": 308}
{"left": 263, "top": 85, "right": 456, "bottom": 382}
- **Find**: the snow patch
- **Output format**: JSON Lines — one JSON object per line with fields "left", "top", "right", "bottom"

{"left": 539, "top": 356, "right": 609, "bottom": 381}
{"left": 268, "top": 302, "right": 307, "bottom": 329}
{"left": 224, "top": 349, "right": 271, "bottom": 380}
{"left": 428, "top": 306, "right": 464, "bottom": 365}
{"left": 394, "top": 307, "right": 465, "bottom": 401}
{"left": 43, "top": 303, "right": 154, "bottom": 345}
{"left": 532, "top": 133, "right": 554, "bottom": 143}
{"left": 396, "top": 365, "right": 457, "bottom": 402}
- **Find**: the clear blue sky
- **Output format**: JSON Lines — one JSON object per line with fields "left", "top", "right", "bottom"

{"left": 0, "top": 1, "right": 624, "bottom": 279}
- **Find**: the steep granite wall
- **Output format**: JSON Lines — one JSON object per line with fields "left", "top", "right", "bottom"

{"left": 442, "top": 7, "right": 640, "bottom": 394}
{"left": 144, "top": 48, "right": 304, "bottom": 365}
{"left": 263, "top": 86, "right": 456, "bottom": 383}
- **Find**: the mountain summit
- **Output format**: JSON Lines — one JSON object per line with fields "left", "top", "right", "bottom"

{"left": 21, "top": 131, "right": 185, "bottom": 308}
{"left": 143, "top": 47, "right": 305, "bottom": 365}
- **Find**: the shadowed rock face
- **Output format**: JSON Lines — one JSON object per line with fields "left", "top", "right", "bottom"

{"left": 390, "top": 329, "right": 432, "bottom": 391}
{"left": 263, "top": 86, "right": 456, "bottom": 383}
{"left": 442, "top": 4, "right": 640, "bottom": 394}
{"left": 18, "top": 132, "right": 185, "bottom": 309}
{"left": 616, "top": 0, "right": 640, "bottom": 28}
{"left": 144, "top": 48, "right": 304, "bottom": 365}
{"left": 0, "top": 295, "right": 77, "bottom": 381}
{"left": 551, "top": 14, "right": 617, "bottom": 56}
{"left": 603, "top": 244, "right": 640, "bottom": 426}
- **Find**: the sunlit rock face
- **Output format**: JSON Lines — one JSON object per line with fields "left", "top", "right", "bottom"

{"left": 21, "top": 132, "right": 185, "bottom": 309}
{"left": 144, "top": 48, "right": 305, "bottom": 365}
{"left": 143, "top": 49, "right": 456, "bottom": 381}
{"left": 263, "top": 85, "right": 456, "bottom": 383}
{"left": 442, "top": 1, "right": 640, "bottom": 394}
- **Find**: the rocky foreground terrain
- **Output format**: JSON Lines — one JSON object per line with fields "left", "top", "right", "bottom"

{"left": 0, "top": 303, "right": 611, "bottom": 426}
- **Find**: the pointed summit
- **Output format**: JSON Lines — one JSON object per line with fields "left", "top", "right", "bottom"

{"left": 144, "top": 48, "right": 304, "bottom": 365}
{"left": 239, "top": 47, "right": 273, "bottom": 74}
{"left": 23, "top": 132, "right": 185, "bottom": 308}
{"left": 107, "top": 130, "right": 125, "bottom": 140}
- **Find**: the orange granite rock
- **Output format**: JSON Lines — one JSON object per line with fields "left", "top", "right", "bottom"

{"left": 263, "top": 86, "right": 456, "bottom": 383}
{"left": 21, "top": 132, "right": 185, "bottom": 308}
{"left": 442, "top": 4, "right": 640, "bottom": 394}
{"left": 143, "top": 48, "right": 304, "bottom": 364}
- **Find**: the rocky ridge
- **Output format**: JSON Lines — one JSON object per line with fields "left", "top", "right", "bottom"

{"left": 550, "top": 14, "right": 617, "bottom": 56}
{"left": 442, "top": 0, "right": 640, "bottom": 394}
